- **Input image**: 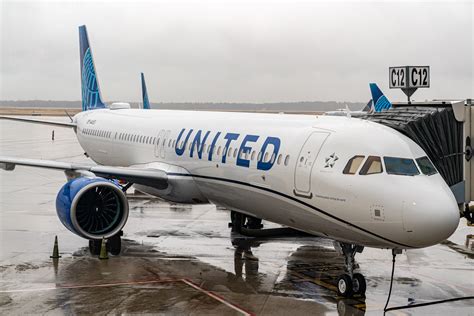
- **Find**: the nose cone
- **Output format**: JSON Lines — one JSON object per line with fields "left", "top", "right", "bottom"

{"left": 402, "top": 186, "right": 460, "bottom": 248}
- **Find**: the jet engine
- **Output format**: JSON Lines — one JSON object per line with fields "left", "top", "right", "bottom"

{"left": 56, "top": 177, "right": 129, "bottom": 239}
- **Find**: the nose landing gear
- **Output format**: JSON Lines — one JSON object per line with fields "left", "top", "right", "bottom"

{"left": 334, "top": 242, "right": 366, "bottom": 297}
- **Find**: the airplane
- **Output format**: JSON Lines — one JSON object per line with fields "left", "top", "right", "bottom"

{"left": 324, "top": 83, "right": 391, "bottom": 117}
{"left": 140, "top": 72, "right": 151, "bottom": 109}
{"left": 0, "top": 25, "right": 460, "bottom": 298}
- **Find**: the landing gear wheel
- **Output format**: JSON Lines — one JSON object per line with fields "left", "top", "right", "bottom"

{"left": 352, "top": 273, "right": 366, "bottom": 296}
{"left": 107, "top": 234, "right": 122, "bottom": 255}
{"left": 246, "top": 216, "right": 263, "bottom": 229}
{"left": 465, "top": 204, "right": 474, "bottom": 224}
{"left": 337, "top": 274, "right": 353, "bottom": 297}
{"left": 89, "top": 239, "right": 101, "bottom": 256}
{"left": 230, "top": 211, "right": 245, "bottom": 233}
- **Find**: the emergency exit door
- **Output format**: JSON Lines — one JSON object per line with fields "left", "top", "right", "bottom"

{"left": 294, "top": 132, "right": 329, "bottom": 197}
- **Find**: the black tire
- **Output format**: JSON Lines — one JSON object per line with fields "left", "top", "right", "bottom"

{"left": 246, "top": 216, "right": 263, "bottom": 229}
{"left": 107, "top": 235, "right": 122, "bottom": 255}
{"left": 89, "top": 239, "right": 101, "bottom": 256}
{"left": 231, "top": 211, "right": 245, "bottom": 233}
{"left": 352, "top": 273, "right": 367, "bottom": 296}
{"left": 465, "top": 205, "right": 474, "bottom": 223}
{"left": 337, "top": 274, "right": 353, "bottom": 297}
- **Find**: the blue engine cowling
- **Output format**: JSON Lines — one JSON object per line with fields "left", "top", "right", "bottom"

{"left": 56, "top": 177, "right": 129, "bottom": 239}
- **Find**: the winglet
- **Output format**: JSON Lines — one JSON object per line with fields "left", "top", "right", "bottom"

{"left": 369, "top": 83, "right": 391, "bottom": 112}
{"left": 141, "top": 72, "right": 151, "bottom": 109}
{"left": 79, "top": 25, "right": 106, "bottom": 111}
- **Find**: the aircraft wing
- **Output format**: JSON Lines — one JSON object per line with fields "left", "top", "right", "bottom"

{"left": 0, "top": 116, "right": 77, "bottom": 128}
{"left": 0, "top": 156, "right": 168, "bottom": 189}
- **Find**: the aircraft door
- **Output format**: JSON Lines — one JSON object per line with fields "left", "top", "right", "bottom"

{"left": 160, "top": 130, "right": 170, "bottom": 159}
{"left": 154, "top": 129, "right": 165, "bottom": 158}
{"left": 294, "top": 131, "right": 330, "bottom": 197}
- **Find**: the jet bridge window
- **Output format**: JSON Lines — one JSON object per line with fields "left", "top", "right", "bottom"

{"left": 416, "top": 156, "right": 438, "bottom": 176}
{"left": 384, "top": 157, "right": 419, "bottom": 176}
{"left": 359, "top": 156, "right": 383, "bottom": 175}
{"left": 343, "top": 155, "right": 365, "bottom": 174}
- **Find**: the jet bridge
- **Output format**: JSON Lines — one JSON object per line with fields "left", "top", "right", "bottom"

{"left": 361, "top": 99, "right": 473, "bottom": 220}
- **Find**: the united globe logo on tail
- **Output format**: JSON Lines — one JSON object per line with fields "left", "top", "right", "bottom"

{"left": 81, "top": 48, "right": 103, "bottom": 111}
{"left": 79, "top": 25, "right": 106, "bottom": 111}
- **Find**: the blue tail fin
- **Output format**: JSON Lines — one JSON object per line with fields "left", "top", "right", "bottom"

{"left": 362, "top": 99, "right": 373, "bottom": 112}
{"left": 79, "top": 25, "right": 106, "bottom": 111}
{"left": 369, "top": 83, "right": 391, "bottom": 112}
{"left": 141, "top": 72, "right": 151, "bottom": 109}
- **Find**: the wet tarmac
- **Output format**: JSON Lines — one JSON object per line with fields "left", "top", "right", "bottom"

{"left": 1, "top": 117, "right": 473, "bottom": 315}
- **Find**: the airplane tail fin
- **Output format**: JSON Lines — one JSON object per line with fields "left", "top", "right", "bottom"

{"left": 141, "top": 72, "right": 151, "bottom": 109}
{"left": 369, "top": 83, "right": 391, "bottom": 112}
{"left": 362, "top": 99, "right": 373, "bottom": 112}
{"left": 79, "top": 25, "right": 106, "bottom": 111}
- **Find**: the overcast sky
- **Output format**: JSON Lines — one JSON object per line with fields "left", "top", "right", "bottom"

{"left": 1, "top": 0, "right": 472, "bottom": 103}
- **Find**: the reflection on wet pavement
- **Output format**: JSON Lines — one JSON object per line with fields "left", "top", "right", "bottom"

{"left": 1, "top": 118, "right": 473, "bottom": 315}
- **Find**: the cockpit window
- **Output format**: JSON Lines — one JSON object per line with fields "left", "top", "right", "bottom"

{"left": 384, "top": 157, "right": 419, "bottom": 176}
{"left": 416, "top": 156, "right": 437, "bottom": 175}
{"left": 359, "top": 156, "right": 383, "bottom": 175}
{"left": 343, "top": 155, "right": 365, "bottom": 174}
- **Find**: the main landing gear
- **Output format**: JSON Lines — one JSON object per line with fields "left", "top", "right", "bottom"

{"left": 464, "top": 204, "right": 474, "bottom": 225}
{"left": 88, "top": 231, "right": 123, "bottom": 256}
{"left": 334, "top": 242, "right": 366, "bottom": 297}
{"left": 229, "top": 211, "right": 263, "bottom": 233}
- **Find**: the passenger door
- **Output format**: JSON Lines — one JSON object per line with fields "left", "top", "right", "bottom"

{"left": 294, "top": 131, "right": 330, "bottom": 197}
{"left": 154, "top": 129, "right": 165, "bottom": 158}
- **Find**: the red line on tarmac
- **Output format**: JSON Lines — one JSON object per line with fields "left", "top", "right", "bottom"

{"left": 0, "top": 278, "right": 181, "bottom": 293}
{"left": 181, "top": 278, "right": 255, "bottom": 316}
{"left": 1, "top": 277, "right": 255, "bottom": 315}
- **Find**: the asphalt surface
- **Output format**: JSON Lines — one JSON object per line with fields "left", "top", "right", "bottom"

{"left": 0, "top": 117, "right": 473, "bottom": 315}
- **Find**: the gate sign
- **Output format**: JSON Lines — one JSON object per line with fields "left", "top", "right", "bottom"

{"left": 389, "top": 66, "right": 430, "bottom": 89}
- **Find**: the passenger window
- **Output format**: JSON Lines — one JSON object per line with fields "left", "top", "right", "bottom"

{"left": 284, "top": 155, "right": 290, "bottom": 166}
{"left": 359, "top": 156, "right": 383, "bottom": 175}
{"left": 384, "top": 157, "right": 419, "bottom": 176}
{"left": 233, "top": 148, "right": 238, "bottom": 158}
{"left": 228, "top": 147, "right": 232, "bottom": 157}
{"left": 251, "top": 151, "right": 256, "bottom": 161}
{"left": 416, "top": 156, "right": 437, "bottom": 175}
{"left": 217, "top": 146, "right": 222, "bottom": 155}
{"left": 343, "top": 155, "right": 365, "bottom": 175}
{"left": 277, "top": 154, "right": 282, "bottom": 165}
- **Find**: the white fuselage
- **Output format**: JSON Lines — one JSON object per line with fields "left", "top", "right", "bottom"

{"left": 73, "top": 109, "right": 459, "bottom": 249}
